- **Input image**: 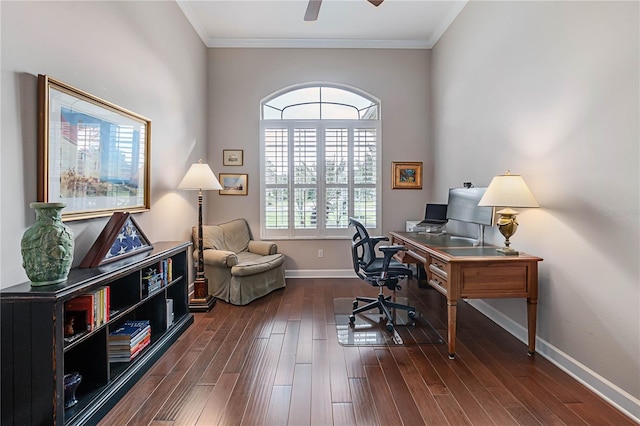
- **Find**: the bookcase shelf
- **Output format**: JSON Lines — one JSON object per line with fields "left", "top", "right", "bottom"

{"left": 1, "top": 241, "right": 193, "bottom": 426}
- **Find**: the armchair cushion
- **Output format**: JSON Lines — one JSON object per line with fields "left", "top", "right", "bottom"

{"left": 193, "top": 218, "right": 285, "bottom": 305}
{"left": 202, "top": 249, "right": 238, "bottom": 268}
{"left": 248, "top": 240, "right": 277, "bottom": 256}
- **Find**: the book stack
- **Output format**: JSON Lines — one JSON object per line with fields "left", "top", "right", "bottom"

{"left": 108, "top": 320, "right": 151, "bottom": 363}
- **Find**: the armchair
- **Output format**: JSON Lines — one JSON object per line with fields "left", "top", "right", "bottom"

{"left": 349, "top": 218, "right": 416, "bottom": 332}
{"left": 193, "top": 218, "right": 285, "bottom": 305}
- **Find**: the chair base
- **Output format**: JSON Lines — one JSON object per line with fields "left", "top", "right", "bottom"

{"left": 349, "top": 292, "right": 416, "bottom": 332}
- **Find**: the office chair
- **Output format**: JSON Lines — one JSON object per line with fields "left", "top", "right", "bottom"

{"left": 349, "top": 218, "right": 416, "bottom": 332}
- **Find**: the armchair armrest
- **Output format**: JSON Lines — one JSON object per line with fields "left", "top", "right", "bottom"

{"left": 200, "top": 249, "right": 238, "bottom": 267}
{"left": 248, "top": 240, "right": 278, "bottom": 256}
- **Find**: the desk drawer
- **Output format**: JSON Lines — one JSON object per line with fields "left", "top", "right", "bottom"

{"left": 429, "top": 257, "right": 448, "bottom": 279}
{"left": 460, "top": 264, "right": 528, "bottom": 297}
{"left": 428, "top": 276, "right": 448, "bottom": 296}
{"left": 427, "top": 255, "right": 448, "bottom": 296}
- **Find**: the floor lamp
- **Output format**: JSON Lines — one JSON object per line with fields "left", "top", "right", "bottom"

{"left": 178, "top": 159, "right": 222, "bottom": 312}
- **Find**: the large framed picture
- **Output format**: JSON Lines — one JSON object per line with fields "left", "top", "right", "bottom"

{"left": 38, "top": 75, "right": 151, "bottom": 221}
{"left": 392, "top": 162, "right": 423, "bottom": 189}
{"left": 223, "top": 149, "right": 243, "bottom": 166}
{"left": 219, "top": 173, "right": 248, "bottom": 195}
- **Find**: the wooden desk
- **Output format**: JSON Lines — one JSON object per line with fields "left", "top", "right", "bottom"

{"left": 390, "top": 231, "right": 543, "bottom": 358}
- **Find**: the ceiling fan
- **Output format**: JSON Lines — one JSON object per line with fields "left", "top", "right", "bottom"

{"left": 304, "top": 0, "right": 384, "bottom": 22}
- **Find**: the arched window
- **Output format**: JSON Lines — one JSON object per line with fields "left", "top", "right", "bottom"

{"left": 260, "top": 83, "right": 381, "bottom": 239}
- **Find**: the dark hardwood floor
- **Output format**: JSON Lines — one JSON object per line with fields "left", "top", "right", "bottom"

{"left": 99, "top": 278, "right": 634, "bottom": 425}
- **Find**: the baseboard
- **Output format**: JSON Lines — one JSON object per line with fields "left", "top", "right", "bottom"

{"left": 467, "top": 299, "right": 640, "bottom": 423}
{"left": 284, "top": 269, "right": 356, "bottom": 279}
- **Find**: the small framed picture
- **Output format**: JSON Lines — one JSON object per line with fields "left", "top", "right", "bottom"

{"left": 223, "top": 149, "right": 244, "bottom": 166}
{"left": 392, "top": 162, "right": 423, "bottom": 189}
{"left": 219, "top": 173, "right": 248, "bottom": 195}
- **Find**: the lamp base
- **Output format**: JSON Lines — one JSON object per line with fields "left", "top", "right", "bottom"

{"left": 189, "top": 295, "right": 216, "bottom": 312}
{"left": 189, "top": 277, "right": 216, "bottom": 312}
{"left": 497, "top": 246, "right": 519, "bottom": 256}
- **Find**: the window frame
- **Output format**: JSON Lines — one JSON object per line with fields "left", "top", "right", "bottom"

{"left": 260, "top": 83, "right": 381, "bottom": 240}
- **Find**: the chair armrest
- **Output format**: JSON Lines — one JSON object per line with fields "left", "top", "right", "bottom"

{"left": 248, "top": 240, "right": 278, "bottom": 256}
{"left": 370, "top": 235, "right": 389, "bottom": 248}
{"left": 379, "top": 245, "right": 407, "bottom": 255}
{"left": 379, "top": 245, "right": 408, "bottom": 272}
{"left": 199, "top": 249, "right": 238, "bottom": 267}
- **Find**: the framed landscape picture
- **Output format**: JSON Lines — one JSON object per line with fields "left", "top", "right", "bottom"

{"left": 37, "top": 75, "right": 151, "bottom": 221}
{"left": 392, "top": 162, "right": 423, "bottom": 189}
{"left": 219, "top": 173, "right": 248, "bottom": 195}
{"left": 223, "top": 149, "right": 243, "bottom": 166}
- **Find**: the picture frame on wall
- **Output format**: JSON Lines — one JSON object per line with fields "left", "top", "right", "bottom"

{"left": 223, "top": 149, "right": 244, "bottom": 166}
{"left": 219, "top": 173, "right": 248, "bottom": 195}
{"left": 37, "top": 75, "right": 151, "bottom": 221}
{"left": 392, "top": 162, "right": 423, "bottom": 189}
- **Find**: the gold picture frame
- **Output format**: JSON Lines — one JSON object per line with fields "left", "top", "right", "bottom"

{"left": 38, "top": 75, "right": 151, "bottom": 221}
{"left": 219, "top": 173, "right": 248, "bottom": 195}
{"left": 392, "top": 162, "right": 423, "bottom": 189}
{"left": 223, "top": 149, "right": 244, "bottom": 166}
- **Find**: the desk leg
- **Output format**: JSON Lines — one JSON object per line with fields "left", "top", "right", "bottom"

{"left": 447, "top": 299, "right": 457, "bottom": 359}
{"left": 527, "top": 298, "right": 537, "bottom": 356}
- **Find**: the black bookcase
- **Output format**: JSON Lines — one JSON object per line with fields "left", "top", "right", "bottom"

{"left": 1, "top": 241, "right": 194, "bottom": 425}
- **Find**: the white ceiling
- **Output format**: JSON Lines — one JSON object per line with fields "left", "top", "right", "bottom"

{"left": 176, "top": 0, "right": 468, "bottom": 49}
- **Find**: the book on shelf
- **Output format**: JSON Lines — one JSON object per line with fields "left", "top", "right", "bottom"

{"left": 64, "top": 286, "right": 110, "bottom": 333}
{"left": 109, "top": 319, "right": 150, "bottom": 340}
{"left": 109, "top": 333, "right": 151, "bottom": 354}
{"left": 108, "top": 323, "right": 152, "bottom": 362}
{"left": 108, "top": 325, "right": 151, "bottom": 347}
{"left": 65, "top": 295, "right": 94, "bottom": 332}
{"left": 109, "top": 337, "right": 151, "bottom": 362}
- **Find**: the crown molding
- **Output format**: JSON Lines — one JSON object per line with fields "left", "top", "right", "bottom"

{"left": 206, "top": 38, "right": 432, "bottom": 49}
{"left": 177, "top": 0, "right": 468, "bottom": 50}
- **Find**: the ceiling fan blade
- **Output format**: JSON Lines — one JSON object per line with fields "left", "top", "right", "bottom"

{"left": 304, "top": 0, "right": 322, "bottom": 21}
{"left": 367, "top": 0, "right": 384, "bottom": 6}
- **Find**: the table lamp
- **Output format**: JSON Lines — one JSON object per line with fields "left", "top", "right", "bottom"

{"left": 178, "top": 159, "right": 222, "bottom": 311}
{"left": 478, "top": 171, "right": 539, "bottom": 255}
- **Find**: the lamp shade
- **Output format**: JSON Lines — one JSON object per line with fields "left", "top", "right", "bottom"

{"left": 478, "top": 171, "right": 539, "bottom": 208}
{"left": 178, "top": 160, "right": 222, "bottom": 191}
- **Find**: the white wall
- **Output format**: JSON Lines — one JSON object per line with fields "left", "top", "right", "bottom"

{"left": 1, "top": 1, "right": 208, "bottom": 288}
{"left": 206, "top": 48, "right": 433, "bottom": 271}
{"left": 431, "top": 0, "right": 639, "bottom": 417}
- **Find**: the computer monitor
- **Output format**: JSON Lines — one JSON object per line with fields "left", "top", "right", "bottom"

{"left": 446, "top": 187, "right": 494, "bottom": 226}
{"left": 418, "top": 203, "right": 448, "bottom": 226}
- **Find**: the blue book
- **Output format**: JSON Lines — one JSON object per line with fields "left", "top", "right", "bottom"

{"left": 109, "top": 320, "right": 150, "bottom": 341}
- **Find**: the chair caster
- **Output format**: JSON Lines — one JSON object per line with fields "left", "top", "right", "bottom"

{"left": 352, "top": 301, "right": 358, "bottom": 310}
{"left": 349, "top": 315, "right": 356, "bottom": 325}
{"left": 386, "top": 322, "right": 394, "bottom": 332}
{"left": 408, "top": 310, "right": 416, "bottom": 320}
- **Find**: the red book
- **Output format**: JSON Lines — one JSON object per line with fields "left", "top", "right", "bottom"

{"left": 65, "top": 294, "right": 95, "bottom": 331}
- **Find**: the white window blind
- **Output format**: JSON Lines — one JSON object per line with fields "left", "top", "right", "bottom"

{"left": 260, "top": 84, "right": 381, "bottom": 239}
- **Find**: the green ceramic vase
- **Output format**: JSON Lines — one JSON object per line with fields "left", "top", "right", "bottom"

{"left": 21, "top": 202, "right": 74, "bottom": 286}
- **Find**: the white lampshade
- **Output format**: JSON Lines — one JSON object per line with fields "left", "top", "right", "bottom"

{"left": 178, "top": 159, "right": 222, "bottom": 191}
{"left": 478, "top": 171, "right": 539, "bottom": 208}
